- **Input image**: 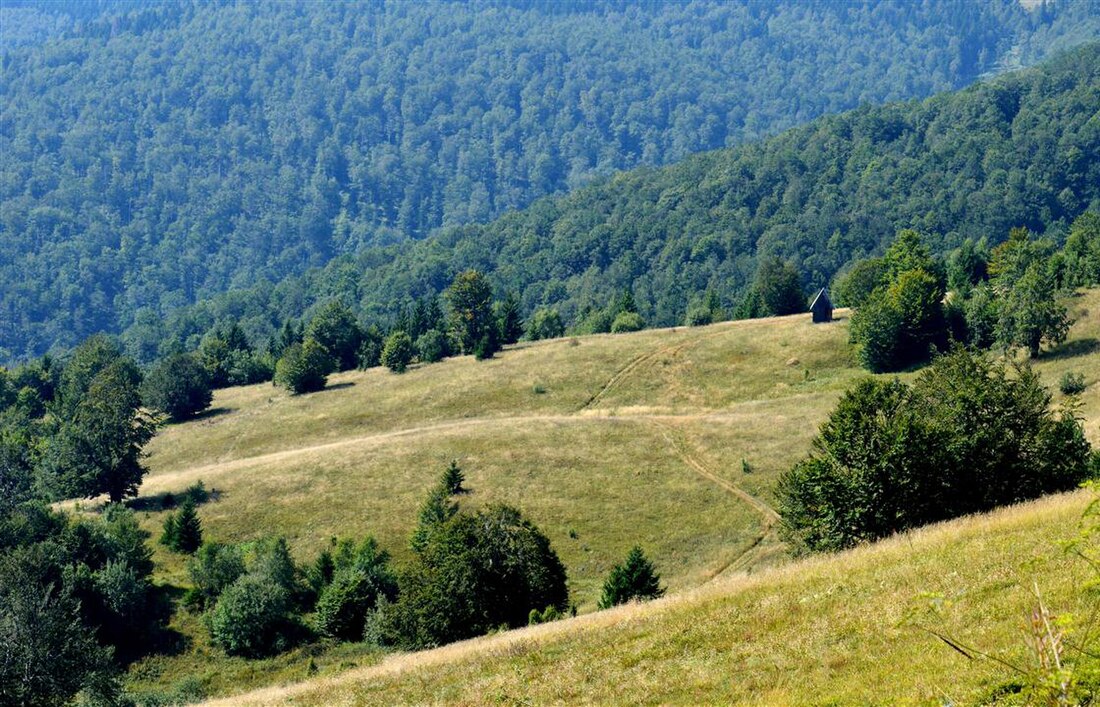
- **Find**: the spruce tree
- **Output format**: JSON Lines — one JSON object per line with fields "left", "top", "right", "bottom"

{"left": 496, "top": 293, "right": 524, "bottom": 345}
{"left": 598, "top": 546, "right": 664, "bottom": 609}
{"left": 174, "top": 497, "right": 203, "bottom": 554}
{"left": 441, "top": 460, "right": 465, "bottom": 495}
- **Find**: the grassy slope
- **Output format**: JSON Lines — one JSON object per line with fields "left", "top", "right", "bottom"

{"left": 126, "top": 292, "right": 1100, "bottom": 701}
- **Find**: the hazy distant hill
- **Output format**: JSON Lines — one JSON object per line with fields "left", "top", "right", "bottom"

{"left": 2, "top": 0, "right": 1099, "bottom": 359}
{"left": 140, "top": 43, "right": 1100, "bottom": 357}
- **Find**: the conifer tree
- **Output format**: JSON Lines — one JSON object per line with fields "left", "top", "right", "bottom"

{"left": 598, "top": 546, "right": 664, "bottom": 609}
{"left": 441, "top": 460, "right": 465, "bottom": 495}
{"left": 174, "top": 497, "right": 203, "bottom": 554}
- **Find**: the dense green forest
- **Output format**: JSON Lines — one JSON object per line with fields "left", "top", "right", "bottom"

{"left": 3, "top": 0, "right": 1100, "bottom": 361}
{"left": 132, "top": 43, "right": 1100, "bottom": 358}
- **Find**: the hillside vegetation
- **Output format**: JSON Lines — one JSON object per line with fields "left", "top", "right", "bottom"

{"left": 120, "top": 288, "right": 1100, "bottom": 701}
{"left": 141, "top": 42, "right": 1100, "bottom": 357}
{"left": 4, "top": 0, "right": 1100, "bottom": 359}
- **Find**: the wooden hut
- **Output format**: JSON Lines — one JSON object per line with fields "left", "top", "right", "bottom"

{"left": 810, "top": 288, "right": 833, "bottom": 323}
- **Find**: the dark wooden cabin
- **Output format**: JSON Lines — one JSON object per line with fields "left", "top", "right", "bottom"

{"left": 810, "top": 288, "right": 833, "bottom": 323}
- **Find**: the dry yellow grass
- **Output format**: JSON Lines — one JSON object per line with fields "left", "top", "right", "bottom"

{"left": 123, "top": 291, "right": 1100, "bottom": 701}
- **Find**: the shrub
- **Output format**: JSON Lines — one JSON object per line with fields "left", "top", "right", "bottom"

{"left": 473, "top": 329, "right": 500, "bottom": 360}
{"left": 208, "top": 574, "right": 296, "bottom": 657}
{"left": 415, "top": 329, "right": 450, "bottom": 363}
{"left": 1061, "top": 371, "right": 1087, "bottom": 395}
{"left": 610, "top": 311, "right": 645, "bottom": 333}
{"left": 526, "top": 308, "right": 564, "bottom": 341}
{"left": 380, "top": 331, "right": 414, "bottom": 373}
{"left": 313, "top": 539, "right": 397, "bottom": 641}
{"left": 187, "top": 543, "right": 245, "bottom": 608}
{"left": 598, "top": 546, "right": 664, "bottom": 609}
{"left": 273, "top": 338, "right": 332, "bottom": 394}
{"left": 141, "top": 353, "right": 212, "bottom": 421}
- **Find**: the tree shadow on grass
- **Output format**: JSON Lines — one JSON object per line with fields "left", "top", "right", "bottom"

{"left": 127, "top": 483, "right": 221, "bottom": 512}
{"left": 316, "top": 381, "right": 355, "bottom": 393}
{"left": 1043, "top": 337, "right": 1099, "bottom": 361}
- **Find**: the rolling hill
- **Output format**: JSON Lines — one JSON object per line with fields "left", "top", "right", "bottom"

{"left": 121, "top": 288, "right": 1100, "bottom": 702}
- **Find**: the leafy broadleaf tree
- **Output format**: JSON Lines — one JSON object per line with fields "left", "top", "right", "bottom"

{"left": 753, "top": 256, "right": 806, "bottom": 316}
{"left": 273, "top": 338, "right": 333, "bottom": 394}
{"left": 597, "top": 546, "right": 665, "bottom": 609}
{"left": 381, "top": 331, "right": 415, "bottom": 373}
{"left": 306, "top": 300, "right": 363, "bottom": 372}
{"left": 314, "top": 538, "right": 397, "bottom": 641}
{"left": 994, "top": 260, "right": 1070, "bottom": 358}
{"left": 44, "top": 359, "right": 155, "bottom": 503}
{"left": 526, "top": 308, "right": 564, "bottom": 341}
{"left": 141, "top": 352, "right": 213, "bottom": 422}
{"left": 446, "top": 270, "right": 496, "bottom": 355}
{"left": 777, "top": 348, "right": 1092, "bottom": 553}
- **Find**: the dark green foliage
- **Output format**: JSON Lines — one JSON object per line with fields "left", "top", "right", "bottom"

{"left": 161, "top": 498, "right": 202, "bottom": 555}
{"left": 778, "top": 349, "right": 1093, "bottom": 553}
{"left": 208, "top": 574, "right": 295, "bottom": 658}
{"left": 0, "top": 545, "right": 117, "bottom": 707}
{"left": 380, "top": 331, "right": 415, "bottom": 373}
{"left": 410, "top": 486, "right": 458, "bottom": 555}
{"left": 610, "top": 311, "right": 646, "bottom": 334}
{"left": 187, "top": 543, "right": 245, "bottom": 609}
{"left": 313, "top": 538, "right": 397, "bottom": 641}
{"left": 384, "top": 504, "right": 569, "bottom": 649}
{"left": 5, "top": 2, "right": 1091, "bottom": 362}
{"left": 142, "top": 353, "right": 213, "bottom": 422}
{"left": 199, "top": 322, "right": 254, "bottom": 389}
{"left": 68, "top": 45, "right": 1100, "bottom": 359}
{"left": 948, "top": 238, "right": 990, "bottom": 293}
{"left": 1061, "top": 372, "right": 1087, "bottom": 396}
{"left": 414, "top": 329, "right": 450, "bottom": 364}
{"left": 850, "top": 232, "right": 947, "bottom": 373}
{"left": 526, "top": 308, "right": 565, "bottom": 341}
{"left": 598, "top": 546, "right": 665, "bottom": 609}
{"left": 473, "top": 328, "right": 501, "bottom": 361}
{"left": 994, "top": 261, "right": 1070, "bottom": 358}
{"left": 832, "top": 258, "right": 888, "bottom": 308}
{"left": 441, "top": 460, "right": 465, "bottom": 496}
{"left": 306, "top": 301, "right": 363, "bottom": 372}
{"left": 1063, "top": 212, "right": 1100, "bottom": 288}
{"left": 44, "top": 358, "right": 155, "bottom": 503}
{"left": 273, "top": 338, "right": 332, "bottom": 394}
{"left": 685, "top": 291, "right": 725, "bottom": 327}
{"left": 753, "top": 256, "right": 806, "bottom": 316}
{"left": 356, "top": 325, "right": 385, "bottom": 370}
{"left": 446, "top": 270, "right": 496, "bottom": 355}
{"left": 496, "top": 293, "right": 524, "bottom": 346}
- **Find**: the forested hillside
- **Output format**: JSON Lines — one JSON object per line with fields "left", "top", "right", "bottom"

{"left": 139, "top": 43, "right": 1100, "bottom": 356}
{"left": 3, "top": 0, "right": 1099, "bottom": 360}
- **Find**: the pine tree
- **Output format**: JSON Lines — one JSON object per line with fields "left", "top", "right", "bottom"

{"left": 441, "top": 460, "right": 465, "bottom": 495}
{"left": 174, "top": 497, "right": 203, "bottom": 554}
{"left": 496, "top": 293, "right": 524, "bottom": 345}
{"left": 598, "top": 546, "right": 664, "bottom": 609}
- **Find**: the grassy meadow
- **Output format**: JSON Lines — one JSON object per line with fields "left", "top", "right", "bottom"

{"left": 120, "top": 291, "right": 1100, "bottom": 702}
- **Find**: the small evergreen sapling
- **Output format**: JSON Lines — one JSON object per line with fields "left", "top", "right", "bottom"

{"left": 598, "top": 546, "right": 665, "bottom": 609}
{"left": 441, "top": 460, "right": 465, "bottom": 495}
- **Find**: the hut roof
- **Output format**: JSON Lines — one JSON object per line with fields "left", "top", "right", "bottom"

{"left": 810, "top": 288, "right": 832, "bottom": 311}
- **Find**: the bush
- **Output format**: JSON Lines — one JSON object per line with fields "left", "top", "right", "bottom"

{"left": 141, "top": 353, "right": 212, "bottom": 421}
{"left": 187, "top": 543, "right": 245, "bottom": 608}
{"left": 526, "top": 308, "right": 564, "bottom": 340}
{"left": 380, "top": 331, "right": 414, "bottom": 373}
{"left": 777, "top": 349, "right": 1093, "bottom": 553}
{"left": 610, "top": 311, "right": 645, "bottom": 333}
{"left": 1061, "top": 371, "right": 1087, "bottom": 395}
{"left": 208, "top": 574, "right": 296, "bottom": 657}
{"left": 415, "top": 329, "right": 450, "bottom": 363}
{"left": 273, "top": 338, "right": 332, "bottom": 394}
{"left": 313, "top": 539, "right": 397, "bottom": 641}
{"left": 598, "top": 546, "right": 664, "bottom": 609}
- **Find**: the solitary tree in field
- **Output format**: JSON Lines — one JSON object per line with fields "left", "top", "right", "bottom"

{"left": 598, "top": 546, "right": 664, "bottom": 608}
{"left": 381, "top": 331, "right": 414, "bottom": 373}
{"left": 445, "top": 270, "right": 497, "bottom": 355}
{"left": 273, "top": 338, "right": 332, "bottom": 394}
